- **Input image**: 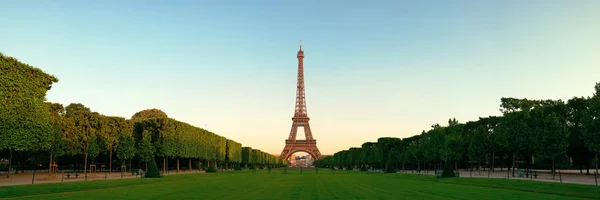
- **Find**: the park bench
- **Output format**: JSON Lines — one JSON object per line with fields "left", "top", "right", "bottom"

{"left": 65, "top": 170, "right": 79, "bottom": 179}
{"left": 132, "top": 169, "right": 145, "bottom": 177}
{"left": 524, "top": 170, "right": 538, "bottom": 178}
{"left": 435, "top": 170, "right": 459, "bottom": 177}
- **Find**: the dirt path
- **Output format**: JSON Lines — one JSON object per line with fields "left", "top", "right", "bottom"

{"left": 0, "top": 169, "right": 206, "bottom": 187}
{"left": 399, "top": 168, "right": 599, "bottom": 186}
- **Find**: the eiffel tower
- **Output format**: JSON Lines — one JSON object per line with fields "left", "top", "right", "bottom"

{"left": 279, "top": 41, "right": 322, "bottom": 160}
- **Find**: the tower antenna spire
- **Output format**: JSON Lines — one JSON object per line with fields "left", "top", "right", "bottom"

{"left": 300, "top": 40, "right": 302, "bottom": 50}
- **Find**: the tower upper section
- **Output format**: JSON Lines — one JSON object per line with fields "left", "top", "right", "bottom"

{"left": 297, "top": 40, "right": 304, "bottom": 58}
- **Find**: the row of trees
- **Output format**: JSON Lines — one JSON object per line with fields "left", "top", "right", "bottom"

{"left": 0, "top": 53, "right": 288, "bottom": 178}
{"left": 315, "top": 82, "right": 600, "bottom": 179}
{"left": 240, "top": 147, "right": 286, "bottom": 169}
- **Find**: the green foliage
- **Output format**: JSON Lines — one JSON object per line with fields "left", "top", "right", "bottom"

{"left": 62, "top": 103, "right": 94, "bottom": 156}
{"left": 116, "top": 135, "right": 136, "bottom": 163}
{"left": 45, "top": 102, "right": 66, "bottom": 158}
{"left": 131, "top": 109, "right": 168, "bottom": 121}
{"left": 368, "top": 144, "right": 382, "bottom": 165}
{"left": 206, "top": 161, "right": 217, "bottom": 173}
{"left": 385, "top": 147, "right": 400, "bottom": 173}
{"left": 360, "top": 142, "right": 374, "bottom": 165}
{"left": 136, "top": 130, "right": 155, "bottom": 162}
{"left": 531, "top": 106, "right": 569, "bottom": 162}
{"left": 347, "top": 147, "right": 361, "bottom": 168}
{"left": 144, "top": 159, "right": 161, "bottom": 178}
{"left": 242, "top": 147, "right": 252, "bottom": 165}
{"left": 468, "top": 126, "right": 488, "bottom": 165}
{"left": 360, "top": 165, "right": 368, "bottom": 171}
{"left": 440, "top": 161, "right": 456, "bottom": 178}
{"left": 0, "top": 53, "right": 57, "bottom": 152}
{"left": 226, "top": 139, "right": 242, "bottom": 163}
{"left": 582, "top": 92, "right": 600, "bottom": 154}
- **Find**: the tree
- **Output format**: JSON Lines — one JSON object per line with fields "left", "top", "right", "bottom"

{"left": 386, "top": 147, "right": 401, "bottom": 173}
{"left": 1, "top": 53, "right": 58, "bottom": 177}
{"left": 348, "top": 147, "right": 361, "bottom": 169}
{"left": 144, "top": 158, "right": 161, "bottom": 178}
{"left": 99, "top": 116, "right": 128, "bottom": 174}
{"left": 63, "top": 103, "right": 94, "bottom": 179}
{"left": 469, "top": 125, "right": 489, "bottom": 174}
{"left": 135, "top": 130, "right": 155, "bottom": 171}
{"left": 45, "top": 102, "right": 66, "bottom": 177}
{"left": 131, "top": 109, "right": 168, "bottom": 120}
{"left": 582, "top": 83, "right": 600, "bottom": 178}
{"left": 369, "top": 144, "right": 382, "bottom": 170}
{"left": 116, "top": 134, "right": 136, "bottom": 172}
{"left": 377, "top": 137, "right": 401, "bottom": 170}
{"left": 532, "top": 107, "right": 569, "bottom": 179}
{"left": 440, "top": 160, "right": 456, "bottom": 178}
{"left": 242, "top": 147, "right": 252, "bottom": 168}
{"left": 87, "top": 112, "right": 104, "bottom": 171}
{"left": 567, "top": 97, "right": 594, "bottom": 174}
{"left": 441, "top": 119, "right": 465, "bottom": 171}
{"left": 360, "top": 142, "right": 374, "bottom": 169}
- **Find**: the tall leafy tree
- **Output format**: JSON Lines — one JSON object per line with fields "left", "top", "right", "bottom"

{"left": 531, "top": 106, "right": 569, "bottom": 178}
{"left": 582, "top": 83, "right": 600, "bottom": 177}
{"left": 45, "top": 102, "right": 66, "bottom": 176}
{"left": 360, "top": 142, "right": 374, "bottom": 169}
{"left": 1, "top": 53, "right": 58, "bottom": 177}
{"left": 242, "top": 147, "right": 252, "bottom": 168}
{"left": 131, "top": 108, "right": 168, "bottom": 120}
{"left": 63, "top": 103, "right": 95, "bottom": 177}
{"left": 567, "top": 97, "right": 594, "bottom": 174}
{"left": 99, "top": 116, "right": 128, "bottom": 173}
{"left": 469, "top": 125, "right": 489, "bottom": 174}
{"left": 116, "top": 134, "right": 136, "bottom": 172}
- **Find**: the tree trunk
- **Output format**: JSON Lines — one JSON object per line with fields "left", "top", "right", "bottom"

{"left": 109, "top": 149, "right": 113, "bottom": 174}
{"left": 163, "top": 157, "right": 166, "bottom": 175}
{"left": 492, "top": 151, "right": 495, "bottom": 172}
{"left": 455, "top": 161, "right": 458, "bottom": 173}
{"left": 552, "top": 158, "right": 556, "bottom": 179}
{"left": 84, "top": 150, "right": 89, "bottom": 181}
{"left": 594, "top": 153, "right": 598, "bottom": 185}
{"left": 402, "top": 163, "right": 405, "bottom": 171}
{"left": 49, "top": 151, "right": 53, "bottom": 177}
{"left": 129, "top": 159, "right": 132, "bottom": 173}
{"left": 511, "top": 152, "right": 516, "bottom": 177}
{"left": 146, "top": 163, "right": 148, "bottom": 172}
{"left": 6, "top": 148, "right": 12, "bottom": 178}
{"left": 177, "top": 159, "right": 180, "bottom": 173}
{"left": 588, "top": 159, "right": 591, "bottom": 175}
{"left": 189, "top": 159, "right": 192, "bottom": 171}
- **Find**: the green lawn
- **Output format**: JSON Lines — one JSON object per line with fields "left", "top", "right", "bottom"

{"left": 1, "top": 168, "right": 599, "bottom": 200}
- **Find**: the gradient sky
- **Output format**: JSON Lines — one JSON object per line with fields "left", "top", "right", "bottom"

{"left": 1, "top": 0, "right": 600, "bottom": 155}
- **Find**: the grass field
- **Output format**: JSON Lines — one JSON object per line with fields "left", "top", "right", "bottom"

{"left": 1, "top": 168, "right": 599, "bottom": 199}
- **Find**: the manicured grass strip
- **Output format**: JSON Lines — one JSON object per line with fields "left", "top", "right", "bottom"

{"left": 1, "top": 169, "right": 598, "bottom": 200}
{"left": 381, "top": 173, "right": 600, "bottom": 199}
{"left": 0, "top": 175, "right": 173, "bottom": 198}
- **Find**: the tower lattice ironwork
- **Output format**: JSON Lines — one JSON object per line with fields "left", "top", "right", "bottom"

{"left": 279, "top": 41, "right": 322, "bottom": 161}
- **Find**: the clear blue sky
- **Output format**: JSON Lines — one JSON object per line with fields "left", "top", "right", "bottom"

{"left": 1, "top": 0, "right": 599, "bottom": 155}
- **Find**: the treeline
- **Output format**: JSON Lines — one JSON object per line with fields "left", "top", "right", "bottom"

{"left": 0, "top": 53, "right": 287, "bottom": 178}
{"left": 315, "top": 82, "right": 600, "bottom": 179}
